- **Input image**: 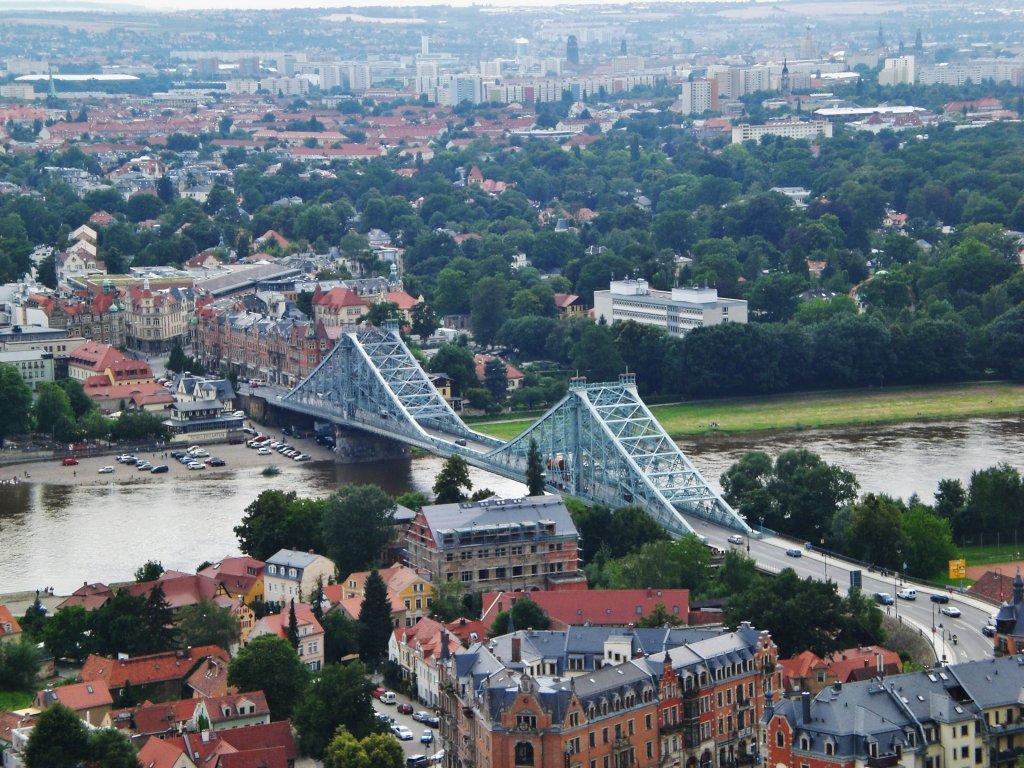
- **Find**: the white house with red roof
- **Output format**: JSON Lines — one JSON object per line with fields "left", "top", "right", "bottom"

{"left": 311, "top": 285, "right": 368, "bottom": 329}
{"left": 68, "top": 341, "right": 154, "bottom": 384}
{"left": 473, "top": 353, "right": 525, "bottom": 392}
{"left": 389, "top": 617, "right": 462, "bottom": 706}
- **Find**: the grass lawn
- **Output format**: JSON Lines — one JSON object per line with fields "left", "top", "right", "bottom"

{"left": 0, "top": 689, "right": 33, "bottom": 710}
{"left": 473, "top": 382, "right": 1024, "bottom": 440}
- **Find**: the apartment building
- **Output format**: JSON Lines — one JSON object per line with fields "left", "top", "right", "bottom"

{"left": 765, "top": 655, "right": 1024, "bottom": 768}
{"left": 439, "top": 622, "right": 780, "bottom": 768}
{"left": 731, "top": 120, "right": 832, "bottom": 143}
{"left": 123, "top": 284, "right": 194, "bottom": 353}
{"left": 593, "top": 280, "right": 748, "bottom": 338}
{"left": 263, "top": 549, "right": 336, "bottom": 605}
{"left": 404, "top": 495, "right": 585, "bottom": 594}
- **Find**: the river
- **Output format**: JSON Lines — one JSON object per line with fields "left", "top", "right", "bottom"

{"left": 2, "top": 415, "right": 1023, "bottom": 595}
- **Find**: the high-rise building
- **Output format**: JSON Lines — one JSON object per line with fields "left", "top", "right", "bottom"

{"left": 449, "top": 74, "right": 482, "bottom": 105}
{"left": 514, "top": 37, "right": 530, "bottom": 59}
{"left": 878, "top": 55, "right": 916, "bottom": 86}
{"left": 346, "top": 64, "right": 371, "bottom": 92}
{"left": 566, "top": 34, "right": 579, "bottom": 65}
{"left": 678, "top": 78, "right": 719, "bottom": 115}
{"left": 780, "top": 59, "right": 790, "bottom": 95}
{"left": 800, "top": 25, "right": 815, "bottom": 60}
{"left": 420, "top": 34, "right": 430, "bottom": 55}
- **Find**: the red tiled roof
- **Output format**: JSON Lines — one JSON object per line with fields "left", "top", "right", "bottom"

{"left": 185, "top": 655, "right": 233, "bottom": 698}
{"left": 80, "top": 645, "right": 229, "bottom": 689}
{"left": 132, "top": 697, "right": 198, "bottom": 736}
{"left": 56, "top": 583, "right": 113, "bottom": 612}
{"left": 127, "top": 572, "right": 220, "bottom": 610}
{"left": 137, "top": 736, "right": 189, "bottom": 768}
{"left": 35, "top": 680, "right": 112, "bottom": 712}
{"left": 200, "top": 691, "right": 269, "bottom": 724}
{"left": 314, "top": 286, "right": 367, "bottom": 310}
{"left": 217, "top": 747, "right": 288, "bottom": 768}
{"left": 218, "top": 721, "right": 296, "bottom": 762}
{"left": 0, "top": 605, "right": 22, "bottom": 639}
{"left": 473, "top": 354, "right": 524, "bottom": 383}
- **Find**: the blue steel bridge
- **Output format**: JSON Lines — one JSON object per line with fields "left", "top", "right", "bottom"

{"left": 275, "top": 321, "right": 750, "bottom": 538}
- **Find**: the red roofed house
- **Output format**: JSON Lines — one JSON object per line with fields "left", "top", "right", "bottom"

{"left": 778, "top": 645, "right": 902, "bottom": 698}
{"left": 192, "top": 691, "right": 270, "bottom": 733}
{"left": 254, "top": 230, "right": 290, "bottom": 250}
{"left": 127, "top": 571, "right": 221, "bottom": 612}
{"left": 482, "top": 588, "right": 690, "bottom": 631}
{"left": 338, "top": 563, "right": 434, "bottom": 626}
{"left": 56, "top": 582, "right": 114, "bottom": 612}
{"left": 246, "top": 603, "right": 324, "bottom": 672}
{"left": 198, "top": 557, "right": 266, "bottom": 605}
{"left": 109, "top": 696, "right": 198, "bottom": 739}
{"left": 325, "top": 584, "right": 408, "bottom": 630}
{"left": 137, "top": 735, "right": 198, "bottom": 768}
{"left": 0, "top": 605, "right": 22, "bottom": 644}
{"left": 80, "top": 645, "right": 230, "bottom": 703}
{"left": 185, "top": 655, "right": 234, "bottom": 699}
{"left": 217, "top": 746, "right": 288, "bottom": 768}
{"left": 384, "top": 290, "right": 421, "bottom": 323}
{"left": 34, "top": 681, "right": 113, "bottom": 726}
{"left": 311, "top": 285, "right": 369, "bottom": 328}
{"left": 553, "top": 292, "right": 588, "bottom": 317}
{"left": 68, "top": 341, "right": 154, "bottom": 384}
{"left": 473, "top": 353, "right": 525, "bottom": 393}
{"left": 389, "top": 617, "right": 462, "bottom": 706}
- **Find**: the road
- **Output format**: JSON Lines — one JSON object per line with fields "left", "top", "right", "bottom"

{"left": 372, "top": 689, "right": 443, "bottom": 764}
{"left": 688, "top": 515, "right": 996, "bottom": 664}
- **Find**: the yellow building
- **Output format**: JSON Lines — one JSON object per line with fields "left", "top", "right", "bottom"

{"left": 340, "top": 564, "right": 435, "bottom": 626}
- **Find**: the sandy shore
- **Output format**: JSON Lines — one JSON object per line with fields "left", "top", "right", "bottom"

{"left": 0, "top": 432, "right": 339, "bottom": 488}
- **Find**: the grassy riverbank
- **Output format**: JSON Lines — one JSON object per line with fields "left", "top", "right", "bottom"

{"left": 473, "top": 383, "right": 1024, "bottom": 440}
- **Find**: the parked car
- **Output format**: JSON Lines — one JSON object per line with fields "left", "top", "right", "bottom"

{"left": 187, "top": 462, "right": 207, "bottom": 470}
{"left": 785, "top": 548, "right": 802, "bottom": 557}
{"left": 407, "top": 756, "right": 428, "bottom": 768}
{"left": 116, "top": 454, "right": 133, "bottom": 463}
{"left": 875, "top": 592, "right": 895, "bottom": 605}
{"left": 391, "top": 725, "right": 413, "bottom": 741}
{"left": 421, "top": 730, "right": 434, "bottom": 744}
{"left": 727, "top": 534, "right": 744, "bottom": 545}
{"left": 375, "top": 712, "right": 394, "bottom": 725}
{"left": 423, "top": 714, "right": 440, "bottom": 728}
{"left": 982, "top": 624, "right": 996, "bottom": 637}
{"left": 170, "top": 451, "right": 186, "bottom": 459}
{"left": 61, "top": 457, "right": 78, "bottom": 466}
{"left": 294, "top": 454, "right": 311, "bottom": 462}
{"left": 380, "top": 692, "right": 397, "bottom": 705}
{"left": 136, "top": 462, "right": 152, "bottom": 471}
{"left": 397, "top": 703, "right": 413, "bottom": 715}
{"left": 257, "top": 447, "right": 272, "bottom": 456}
{"left": 940, "top": 606, "right": 961, "bottom": 618}
{"left": 208, "top": 458, "right": 226, "bottom": 467}
{"left": 929, "top": 593, "right": 950, "bottom": 604}
{"left": 150, "top": 465, "right": 169, "bottom": 474}
{"left": 97, "top": 466, "right": 115, "bottom": 474}
{"left": 371, "top": 687, "right": 386, "bottom": 699}
{"left": 413, "top": 711, "right": 433, "bottom": 723}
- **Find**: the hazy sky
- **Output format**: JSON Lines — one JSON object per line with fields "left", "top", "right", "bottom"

{"left": 26, "top": 0, "right": 716, "bottom": 11}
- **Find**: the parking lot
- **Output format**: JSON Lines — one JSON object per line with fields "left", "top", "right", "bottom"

{"left": 371, "top": 688, "right": 444, "bottom": 765}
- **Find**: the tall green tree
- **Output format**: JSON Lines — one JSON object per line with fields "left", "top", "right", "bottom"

{"left": 88, "top": 728, "right": 141, "bottom": 768}
{"left": 357, "top": 571, "right": 393, "bottom": 668}
{"left": 228, "top": 635, "right": 309, "bottom": 720}
{"left": 433, "top": 455, "right": 473, "bottom": 504}
{"left": 287, "top": 599, "right": 300, "bottom": 649}
{"left": 0, "top": 636, "right": 39, "bottom": 689}
{"left": 322, "top": 485, "right": 396, "bottom": 578}
{"left": 33, "top": 382, "right": 75, "bottom": 441}
{"left": 293, "top": 662, "right": 379, "bottom": 758}
{"left": 322, "top": 609, "right": 361, "bottom": 664}
{"left": 143, "top": 583, "right": 177, "bottom": 652}
{"left": 526, "top": 438, "right": 545, "bottom": 496}
{"left": 24, "top": 703, "right": 90, "bottom": 768}
{"left": 134, "top": 560, "right": 164, "bottom": 582}
{"left": 176, "top": 599, "right": 240, "bottom": 650}
{"left": 235, "top": 490, "right": 324, "bottom": 560}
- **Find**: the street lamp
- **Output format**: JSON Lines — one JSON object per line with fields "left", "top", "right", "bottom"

{"left": 759, "top": 516, "right": 765, "bottom": 535}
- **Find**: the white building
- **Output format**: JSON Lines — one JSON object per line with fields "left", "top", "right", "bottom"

{"left": 878, "top": 55, "right": 916, "bottom": 86}
{"left": 593, "top": 280, "right": 748, "bottom": 337}
{"left": 731, "top": 120, "right": 832, "bottom": 143}
{"left": 677, "top": 79, "right": 718, "bottom": 115}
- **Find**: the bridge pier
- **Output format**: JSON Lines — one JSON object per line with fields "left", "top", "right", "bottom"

{"left": 331, "top": 426, "right": 410, "bottom": 464}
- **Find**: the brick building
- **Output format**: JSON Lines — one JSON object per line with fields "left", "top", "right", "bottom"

{"left": 439, "top": 623, "right": 779, "bottom": 768}
{"left": 404, "top": 496, "right": 585, "bottom": 594}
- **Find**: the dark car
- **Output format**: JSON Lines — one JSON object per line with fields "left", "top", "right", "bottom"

{"left": 929, "top": 593, "right": 950, "bottom": 604}
{"left": 397, "top": 703, "right": 414, "bottom": 715}
{"left": 150, "top": 465, "right": 169, "bottom": 474}
{"left": 875, "top": 592, "right": 895, "bottom": 605}
{"left": 785, "top": 548, "right": 802, "bottom": 558}
{"left": 982, "top": 624, "right": 996, "bottom": 637}
{"left": 170, "top": 450, "right": 187, "bottom": 459}
{"left": 208, "top": 458, "right": 226, "bottom": 467}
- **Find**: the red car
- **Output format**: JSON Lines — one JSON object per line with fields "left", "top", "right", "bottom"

{"left": 397, "top": 703, "right": 414, "bottom": 715}
{"left": 371, "top": 687, "right": 387, "bottom": 700}
{"left": 61, "top": 457, "right": 79, "bottom": 466}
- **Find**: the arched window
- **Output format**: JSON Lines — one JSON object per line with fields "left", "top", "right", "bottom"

{"left": 800, "top": 736, "right": 810, "bottom": 751}
{"left": 825, "top": 742, "right": 835, "bottom": 756}
{"left": 776, "top": 731, "right": 785, "bottom": 748}
{"left": 515, "top": 742, "right": 535, "bottom": 766}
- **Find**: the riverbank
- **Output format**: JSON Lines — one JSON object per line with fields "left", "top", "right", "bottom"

{"left": 472, "top": 382, "right": 1024, "bottom": 440}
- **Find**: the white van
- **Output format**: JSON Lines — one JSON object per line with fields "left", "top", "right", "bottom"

{"left": 380, "top": 691, "right": 397, "bottom": 705}
{"left": 896, "top": 588, "right": 917, "bottom": 601}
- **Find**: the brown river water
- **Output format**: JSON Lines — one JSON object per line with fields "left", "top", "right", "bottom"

{"left": 2, "top": 416, "right": 1023, "bottom": 594}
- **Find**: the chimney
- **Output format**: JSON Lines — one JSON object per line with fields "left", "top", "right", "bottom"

{"left": 511, "top": 637, "right": 521, "bottom": 663}
{"left": 801, "top": 691, "right": 811, "bottom": 723}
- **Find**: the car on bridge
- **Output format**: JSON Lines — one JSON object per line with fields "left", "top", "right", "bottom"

{"left": 930, "top": 593, "right": 950, "bottom": 604}
{"left": 785, "top": 548, "right": 802, "bottom": 558}
{"left": 727, "top": 534, "right": 744, "bottom": 545}
{"left": 940, "top": 606, "right": 961, "bottom": 618}
{"left": 875, "top": 592, "right": 895, "bottom": 605}
{"left": 982, "top": 624, "right": 996, "bottom": 637}
{"left": 897, "top": 588, "right": 917, "bottom": 601}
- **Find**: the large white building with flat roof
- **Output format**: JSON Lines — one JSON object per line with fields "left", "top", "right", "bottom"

{"left": 593, "top": 280, "right": 747, "bottom": 337}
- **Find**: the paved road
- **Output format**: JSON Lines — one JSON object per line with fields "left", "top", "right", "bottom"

{"left": 688, "top": 516, "right": 995, "bottom": 664}
{"left": 372, "top": 689, "right": 443, "bottom": 764}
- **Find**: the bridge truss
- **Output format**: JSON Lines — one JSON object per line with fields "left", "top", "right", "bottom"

{"left": 277, "top": 322, "right": 748, "bottom": 537}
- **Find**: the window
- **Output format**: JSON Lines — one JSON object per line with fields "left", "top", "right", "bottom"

{"left": 800, "top": 737, "right": 809, "bottom": 751}
{"left": 590, "top": 733, "right": 596, "bottom": 748}
{"left": 646, "top": 742, "right": 654, "bottom": 759}
{"left": 961, "top": 747, "right": 969, "bottom": 759}
{"left": 514, "top": 742, "right": 534, "bottom": 766}
{"left": 645, "top": 714, "right": 652, "bottom": 730}
{"left": 776, "top": 732, "right": 785, "bottom": 748}
{"left": 825, "top": 743, "right": 835, "bottom": 756}
{"left": 517, "top": 713, "right": 537, "bottom": 730}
